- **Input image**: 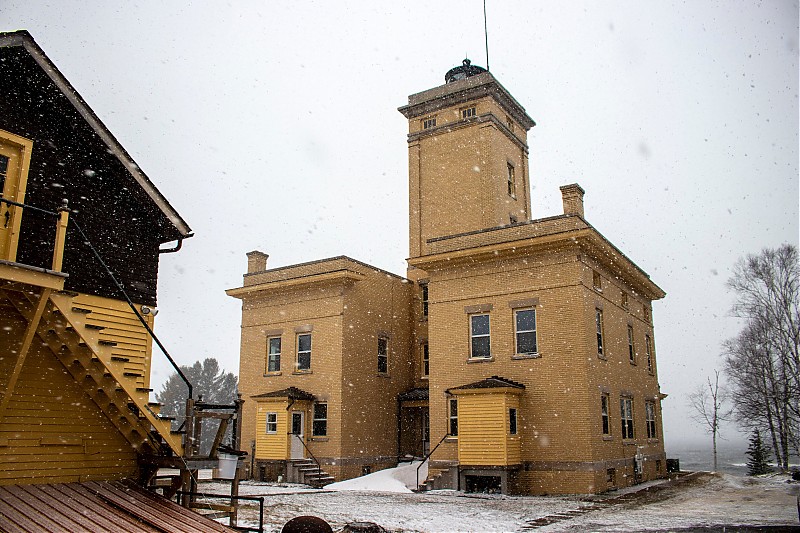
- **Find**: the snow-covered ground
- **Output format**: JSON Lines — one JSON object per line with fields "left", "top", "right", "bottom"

{"left": 194, "top": 464, "right": 800, "bottom": 532}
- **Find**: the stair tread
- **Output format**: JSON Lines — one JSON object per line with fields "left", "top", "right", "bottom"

{"left": 72, "top": 307, "right": 92, "bottom": 314}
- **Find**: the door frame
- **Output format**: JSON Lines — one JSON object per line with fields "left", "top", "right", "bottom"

{"left": 0, "top": 130, "right": 33, "bottom": 262}
{"left": 290, "top": 410, "right": 305, "bottom": 459}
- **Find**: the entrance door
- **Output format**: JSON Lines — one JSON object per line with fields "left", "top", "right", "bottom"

{"left": 290, "top": 411, "right": 305, "bottom": 459}
{"left": 0, "top": 131, "right": 32, "bottom": 262}
{"left": 422, "top": 411, "right": 430, "bottom": 456}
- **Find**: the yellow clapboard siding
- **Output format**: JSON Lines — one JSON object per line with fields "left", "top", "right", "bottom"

{"left": 256, "top": 402, "right": 289, "bottom": 460}
{"left": 456, "top": 392, "right": 520, "bottom": 466}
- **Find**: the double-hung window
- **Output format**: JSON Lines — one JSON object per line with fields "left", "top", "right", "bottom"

{"left": 601, "top": 394, "right": 610, "bottom": 436}
{"left": 514, "top": 308, "right": 537, "bottom": 355}
{"left": 470, "top": 314, "right": 491, "bottom": 358}
{"left": 297, "top": 333, "right": 312, "bottom": 371}
{"left": 507, "top": 163, "right": 516, "bottom": 197}
{"left": 620, "top": 397, "right": 634, "bottom": 439}
{"left": 627, "top": 326, "right": 635, "bottom": 364}
{"left": 421, "top": 343, "right": 429, "bottom": 378}
{"left": 645, "top": 401, "right": 657, "bottom": 439}
{"left": 596, "top": 309, "right": 605, "bottom": 356}
{"left": 266, "top": 413, "right": 277, "bottom": 434}
{"left": 645, "top": 335, "right": 653, "bottom": 373}
{"left": 377, "top": 337, "right": 389, "bottom": 374}
{"left": 421, "top": 284, "right": 429, "bottom": 318}
{"left": 267, "top": 336, "right": 281, "bottom": 372}
{"left": 312, "top": 403, "right": 327, "bottom": 436}
{"left": 448, "top": 399, "right": 458, "bottom": 436}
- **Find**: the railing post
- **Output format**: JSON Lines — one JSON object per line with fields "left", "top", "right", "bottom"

{"left": 51, "top": 199, "right": 69, "bottom": 272}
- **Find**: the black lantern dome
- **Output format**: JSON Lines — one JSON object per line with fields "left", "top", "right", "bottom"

{"left": 445, "top": 58, "right": 487, "bottom": 84}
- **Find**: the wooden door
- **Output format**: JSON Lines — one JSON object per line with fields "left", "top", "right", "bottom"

{"left": 0, "top": 131, "right": 33, "bottom": 262}
{"left": 290, "top": 411, "right": 305, "bottom": 459}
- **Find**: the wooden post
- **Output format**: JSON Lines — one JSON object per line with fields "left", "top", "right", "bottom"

{"left": 51, "top": 200, "right": 69, "bottom": 272}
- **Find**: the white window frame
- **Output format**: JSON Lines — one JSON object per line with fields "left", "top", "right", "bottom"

{"left": 297, "top": 333, "right": 312, "bottom": 371}
{"left": 620, "top": 397, "right": 634, "bottom": 440}
{"left": 628, "top": 325, "right": 636, "bottom": 365}
{"left": 267, "top": 336, "right": 281, "bottom": 373}
{"left": 377, "top": 336, "right": 389, "bottom": 374}
{"left": 646, "top": 401, "right": 657, "bottom": 439}
{"left": 448, "top": 398, "right": 458, "bottom": 436}
{"left": 312, "top": 403, "right": 327, "bottom": 436}
{"left": 266, "top": 412, "right": 278, "bottom": 434}
{"left": 596, "top": 309, "right": 605, "bottom": 356}
{"left": 601, "top": 394, "right": 610, "bottom": 436}
{"left": 469, "top": 313, "right": 491, "bottom": 359}
{"left": 514, "top": 308, "right": 538, "bottom": 356}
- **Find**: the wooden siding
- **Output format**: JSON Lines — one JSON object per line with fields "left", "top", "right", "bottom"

{"left": 255, "top": 400, "right": 289, "bottom": 460}
{"left": 72, "top": 293, "right": 154, "bottom": 389}
{"left": 0, "top": 314, "right": 138, "bottom": 484}
{"left": 455, "top": 391, "right": 520, "bottom": 466}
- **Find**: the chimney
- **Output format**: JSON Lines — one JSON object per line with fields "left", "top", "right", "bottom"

{"left": 246, "top": 250, "right": 269, "bottom": 273}
{"left": 559, "top": 183, "right": 585, "bottom": 218}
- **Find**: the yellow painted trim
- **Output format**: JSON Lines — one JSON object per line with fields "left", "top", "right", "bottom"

{"left": 0, "top": 262, "right": 66, "bottom": 290}
{"left": 0, "top": 129, "right": 33, "bottom": 263}
{"left": 226, "top": 270, "right": 364, "bottom": 299}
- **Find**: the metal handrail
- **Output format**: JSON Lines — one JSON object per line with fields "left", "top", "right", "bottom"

{"left": 291, "top": 434, "right": 325, "bottom": 483}
{"left": 176, "top": 491, "right": 264, "bottom": 533}
{"left": 416, "top": 433, "right": 450, "bottom": 490}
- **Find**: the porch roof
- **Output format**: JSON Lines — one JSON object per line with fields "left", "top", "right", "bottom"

{"left": 398, "top": 387, "right": 429, "bottom": 402}
{"left": 447, "top": 375, "right": 525, "bottom": 393}
{"left": 252, "top": 386, "right": 316, "bottom": 401}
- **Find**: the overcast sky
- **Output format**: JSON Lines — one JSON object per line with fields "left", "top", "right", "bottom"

{"left": 4, "top": 1, "right": 798, "bottom": 450}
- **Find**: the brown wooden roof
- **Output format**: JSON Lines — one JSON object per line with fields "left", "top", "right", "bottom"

{"left": 447, "top": 375, "right": 526, "bottom": 393}
{"left": 252, "top": 386, "right": 316, "bottom": 401}
{"left": 0, "top": 479, "right": 234, "bottom": 532}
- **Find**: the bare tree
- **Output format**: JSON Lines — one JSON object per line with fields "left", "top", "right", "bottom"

{"left": 723, "top": 244, "right": 799, "bottom": 471}
{"left": 689, "top": 370, "right": 731, "bottom": 471}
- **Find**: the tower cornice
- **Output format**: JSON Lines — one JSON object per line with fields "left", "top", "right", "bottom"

{"left": 398, "top": 72, "right": 535, "bottom": 130}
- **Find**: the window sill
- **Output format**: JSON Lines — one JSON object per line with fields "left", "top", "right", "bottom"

{"left": 512, "top": 353, "right": 541, "bottom": 360}
{"left": 263, "top": 371, "right": 282, "bottom": 377}
{"left": 466, "top": 356, "right": 494, "bottom": 364}
{"left": 310, "top": 437, "right": 329, "bottom": 442}
{"left": 647, "top": 438, "right": 660, "bottom": 444}
{"left": 602, "top": 435, "right": 613, "bottom": 441}
{"left": 597, "top": 354, "right": 607, "bottom": 361}
{"left": 421, "top": 376, "right": 429, "bottom": 380}
{"left": 623, "top": 440, "right": 638, "bottom": 446}
{"left": 266, "top": 432, "right": 278, "bottom": 435}
{"left": 377, "top": 373, "right": 390, "bottom": 378}
{"left": 292, "top": 370, "right": 313, "bottom": 375}
{"left": 445, "top": 436, "right": 458, "bottom": 442}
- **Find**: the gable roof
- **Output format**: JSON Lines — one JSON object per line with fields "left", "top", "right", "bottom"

{"left": 447, "top": 375, "right": 526, "bottom": 393}
{"left": 0, "top": 479, "right": 233, "bottom": 532}
{"left": 0, "top": 30, "right": 191, "bottom": 241}
{"left": 252, "top": 386, "right": 316, "bottom": 401}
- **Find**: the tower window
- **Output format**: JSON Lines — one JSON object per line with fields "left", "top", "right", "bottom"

{"left": 461, "top": 106, "right": 476, "bottom": 119}
{"left": 422, "top": 116, "right": 437, "bottom": 129}
{"left": 421, "top": 283, "right": 429, "bottom": 317}
{"left": 507, "top": 163, "right": 516, "bottom": 197}
{"left": 377, "top": 336, "right": 389, "bottom": 374}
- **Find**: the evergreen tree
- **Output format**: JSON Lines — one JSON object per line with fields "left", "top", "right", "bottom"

{"left": 745, "top": 429, "right": 773, "bottom": 476}
{"left": 156, "top": 358, "right": 238, "bottom": 454}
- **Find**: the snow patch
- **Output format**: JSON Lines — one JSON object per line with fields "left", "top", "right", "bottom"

{"left": 325, "top": 461, "right": 428, "bottom": 493}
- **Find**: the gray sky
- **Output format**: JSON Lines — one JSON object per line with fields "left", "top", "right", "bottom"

{"left": 4, "top": 1, "right": 798, "bottom": 449}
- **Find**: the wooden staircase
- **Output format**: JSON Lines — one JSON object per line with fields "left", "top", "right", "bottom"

{"left": 290, "top": 459, "right": 335, "bottom": 488}
{"left": 0, "top": 283, "right": 182, "bottom": 456}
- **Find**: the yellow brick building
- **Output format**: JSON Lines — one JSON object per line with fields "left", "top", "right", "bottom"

{"left": 230, "top": 59, "right": 666, "bottom": 494}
